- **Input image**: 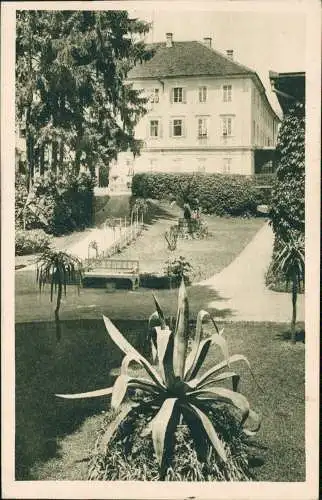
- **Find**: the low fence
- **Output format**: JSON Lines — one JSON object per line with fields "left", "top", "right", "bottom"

{"left": 86, "top": 215, "right": 144, "bottom": 263}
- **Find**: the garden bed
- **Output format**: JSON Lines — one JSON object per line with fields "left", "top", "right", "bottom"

{"left": 16, "top": 320, "right": 305, "bottom": 482}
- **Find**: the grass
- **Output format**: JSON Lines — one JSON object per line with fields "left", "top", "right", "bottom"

{"left": 116, "top": 200, "right": 265, "bottom": 280}
{"left": 15, "top": 319, "right": 305, "bottom": 482}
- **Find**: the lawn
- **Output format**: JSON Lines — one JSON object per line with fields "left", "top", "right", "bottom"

{"left": 15, "top": 319, "right": 305, "bottom": 481}
{"left": 116, "top": 200, "right": 265, "bottom": 280}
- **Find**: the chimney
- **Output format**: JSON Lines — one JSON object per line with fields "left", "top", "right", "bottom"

{"left": 203, "top": 37, "right": 212, "bottom": 49}
{"left": 166, "top": 33, "right": 173, "bottom": 48}
{"left": 226, "top": 49, "right": 234, "bottom": 60}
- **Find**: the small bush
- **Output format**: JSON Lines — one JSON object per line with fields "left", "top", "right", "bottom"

{"left": 165, "top": 255, "right": 193, "bottom": 285}
{"left": 15, "top": 229, "right": 53, "bottom": 256}
{"left": 132, "top": 173, "right": 264, "bottom": 217}
{"left": 15, "top": 170, "right": 95, "bottom": 235}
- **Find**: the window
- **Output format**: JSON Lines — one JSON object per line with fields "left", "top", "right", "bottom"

{"left": 199, "top": 86, "right": 207, "bottom": 103}
{"left": 173, "top": 87, "right": 183, "bottom": 102}
{"left": 221, "top": 116, "right": 233, "bottom": 136}
{"left": 151, "top": 88, "right": 159, "bottom": 103}
{"left": 198, "top": 117, "right": 208, "bottom": 138}
{"left": 150, "top": 120, "right": 159, "bottom": 137}
{"left": 223, "top": 158, "right": 232, "bottom": 174}
{"left": 172, "top": 119, "right": 183, "bottom": 137}
{"left": 171, "top": 87, "right": 186, "bottom": 103}
{"left": 223, "top": 84, "right": 232, "bottom": 102}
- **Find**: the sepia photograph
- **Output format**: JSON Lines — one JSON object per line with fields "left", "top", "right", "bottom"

{"left": 1, "top": 1, "right": 320, "bottom": 499}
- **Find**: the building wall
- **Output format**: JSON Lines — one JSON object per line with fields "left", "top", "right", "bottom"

{"left": 133, "top": 75, "right": 253, "bottom": 152}
{"left": 251, "top": 81, "right": 279, "bottom": 148}
{"left": 117, "top": 74, "right": 277, "bottom": 179}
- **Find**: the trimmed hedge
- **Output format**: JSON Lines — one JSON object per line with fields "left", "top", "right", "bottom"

{"left": 132, "top": 173, "right": 264, "bottom": 216}
{"left": 15, "top": 229, "right": 53, "bottom": 256}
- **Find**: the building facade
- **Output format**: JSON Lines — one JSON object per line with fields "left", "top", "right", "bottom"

{"left": 108, "top": 34, "right": 280, "bottom": 191}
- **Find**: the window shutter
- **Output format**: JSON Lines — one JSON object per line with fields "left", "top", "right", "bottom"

{"left": 182, "top": 88, "right": 187, "bottom": 104}
{"left": 169, "top": 120, "right": 173, "bottom": 137}
{"left": 170, "top": 89, "right": 174, "bottom": 104}
{"left": 147, "top": 120, "right": 151, "bottom": 138}
{"left": 159, "top": 121, "right": 163, "bottom": 138}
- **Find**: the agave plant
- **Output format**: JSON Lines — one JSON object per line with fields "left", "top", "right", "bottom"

{"left": 56, "top": 280, "right": 260, "bottom": 476}
{"left": 271, "top": 235, "right": 304, "bottom": 342}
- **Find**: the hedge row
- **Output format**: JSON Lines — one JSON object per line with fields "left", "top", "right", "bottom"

{"left": 16, "top": 169, "right": 95, "bottom": 235}
{"left": 132, "top": 173, "right": 265, "bottom": 216}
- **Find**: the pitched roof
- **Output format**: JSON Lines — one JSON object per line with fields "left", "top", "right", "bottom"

{"left": 128, "top": 41, "right": 255, "bottom": 79}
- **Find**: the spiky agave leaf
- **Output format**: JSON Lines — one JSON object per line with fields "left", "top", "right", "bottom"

{"left": 184, "top": 329, "right": 228, "bottom": 383}
{"left": 152, "top": 326, "right": 175, "bottom": 385}
{"left": 173, "top": 279, "right": 189, "bottom": 378}
{"left": 152, "top": 294, "right": 167, "bottom": 329}
{"left": 103, "top": 315, "right": 165, "bottom": 389}
{"left": 192, "top": 387, "right": 250, "bottom": 422}
{"left": 184, "top": 310, "right": 210, "bottom": 380}
{"left": 183, "top": 403, "right": 227, "bottom": 463}
{"left": 111, "top": 373, "right": 164, "bottom": 410}
{"left": 188, "top": 354, "right": 253, "bottom": 390}
{"left": 150, "top": 398, "right": 180, "bottom": 467}
{"left": 98, "top": 401, "right": 139, "bottom": 454}
{"left": 56, "top": 387, "right": 114, "bottom": 399}
{"left": 242, "top": 408, "right": 261, "bottom": 436}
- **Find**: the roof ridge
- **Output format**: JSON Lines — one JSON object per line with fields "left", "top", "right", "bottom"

{"left": 195, "top": 41, "right": 256, "bottom": 75}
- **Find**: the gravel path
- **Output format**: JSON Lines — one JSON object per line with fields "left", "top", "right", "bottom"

{"left": 198, "top": 222, "right": 304, "bottom": 322}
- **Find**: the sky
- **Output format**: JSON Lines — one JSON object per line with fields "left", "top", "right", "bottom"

{"left": 128, "top": 7, "right": 306, "bottom": 116}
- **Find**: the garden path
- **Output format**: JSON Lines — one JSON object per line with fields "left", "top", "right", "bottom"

{"left": 199, "top": 222, "right": 305, "bottom": 322}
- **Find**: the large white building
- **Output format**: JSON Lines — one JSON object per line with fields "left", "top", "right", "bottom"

{"left": 108, "top": 33, "right": 280, "bottom": 192}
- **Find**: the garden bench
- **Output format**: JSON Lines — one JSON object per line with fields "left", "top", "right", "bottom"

{"left": 83, "top": 258, "right": 140, "bottom": 290}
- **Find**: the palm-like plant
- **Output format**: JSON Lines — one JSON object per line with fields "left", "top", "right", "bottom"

{"left": 271, "top": 235, "right": 304, "bottom": 342}
{"left": 36, "top": 248, "right": 83, "bottom": 339}
{"left": 56, "top": 280, "right": 260, "bottom": 477}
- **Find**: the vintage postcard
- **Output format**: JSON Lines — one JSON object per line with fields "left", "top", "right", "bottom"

{"left": 1, "top": 1, "right": 320, "bottom": 499}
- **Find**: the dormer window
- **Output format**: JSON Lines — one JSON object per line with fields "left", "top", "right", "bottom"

{"left": 170, "top": 87, "right": 186, "bottom": 103}
{"left": 223, "top": 84, "right": 232, "bottom": 102}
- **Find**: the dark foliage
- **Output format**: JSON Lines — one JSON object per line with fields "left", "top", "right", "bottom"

{"left": 132, "top": 173, "right": 264, "bottom": 217}
{"left": 15, "top": 170, "right": 95, "bottom": 235}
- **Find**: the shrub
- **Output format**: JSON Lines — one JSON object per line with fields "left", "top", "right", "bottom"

{"left": 270, "top": 101, "right": 305, "bottom": 242}
{"left": 165, "top": 255, "right": 193, "bottom": 285}
{"left": 15, "top": 229, "right": 53, "bottom": 256}
{"left": 56, "top": 282, "right": 261, "bottom": 480}
{"left": 15, "top": 170, "right": 95, "bottom": 235}
{"left": 132, "top": 173, "right": 264, "bottom": 217}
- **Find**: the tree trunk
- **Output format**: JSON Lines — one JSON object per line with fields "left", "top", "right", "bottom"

{"left": 291, "top": 274, "right": 297, "bottom": 343}
{"left": 59, "top": 141, "right": 64, "bottom": 174}
{"left": 55, "top": 281, "right": 63, "bottom": 342}
{"left": 52, "top": 142, "right": 58, "bottom": 176}
{"left": 40, "top": 145, "right": 45, "bottom": 176}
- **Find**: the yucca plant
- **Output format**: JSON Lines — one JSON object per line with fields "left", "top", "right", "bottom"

{"left": 271, "top": 235, "right": 304, "bottom": 342}
{"left": 36, "top": 248, "right": 83, "bottom": 340}
{"left": 56, "top": 280, "right": 261, "bottom": 479}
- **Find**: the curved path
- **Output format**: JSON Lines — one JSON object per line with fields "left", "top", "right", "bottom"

{"left": 198, "top": 222, "right": 304, "bottom": 322}
{"left": 15, "top": 221, "right": 304, "bottom": 325}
